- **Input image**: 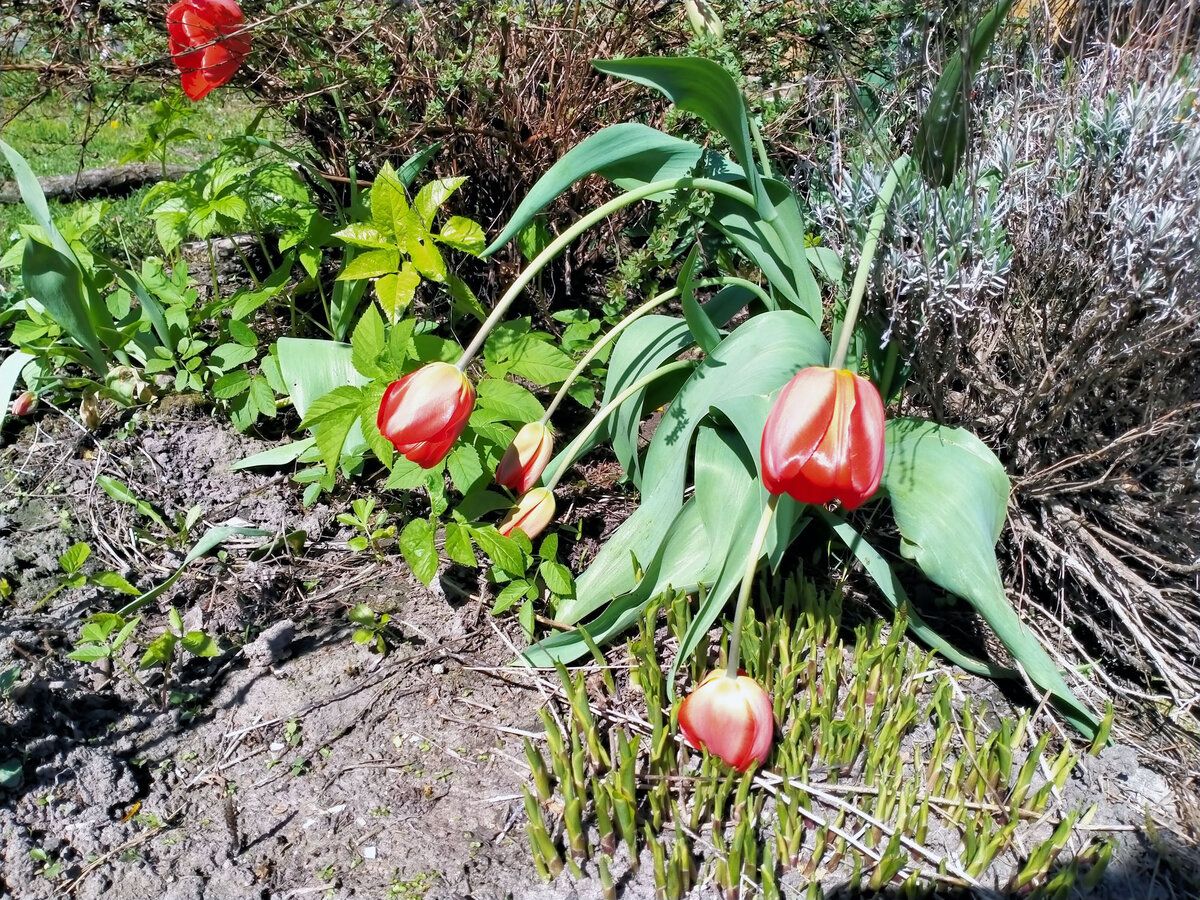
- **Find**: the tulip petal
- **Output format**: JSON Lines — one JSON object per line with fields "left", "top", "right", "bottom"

{"left": 678, "top": 672, "right": 773, "bottom": 771}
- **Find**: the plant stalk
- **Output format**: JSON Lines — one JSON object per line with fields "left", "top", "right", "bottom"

{"left": 541, "top": 276, "right": 771, "bottom": 422}
{"left": 455, "top": 177, "right": 759, "bottom": 372}
{"left": 830, "top": 155, "right": 911, "bottom": 371}
{"left": 544, "top": 359, "right": 695, "bottom": 492}
{"left": 725, "top": 493, "right": 779, "bottom": 680}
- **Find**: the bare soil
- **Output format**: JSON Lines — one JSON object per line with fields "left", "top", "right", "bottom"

{"left": 1, "top": 401, "right": 1197, "bottom": 900}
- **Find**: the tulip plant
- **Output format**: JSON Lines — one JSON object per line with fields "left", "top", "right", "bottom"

{"left": 384, "top": 53, "right": 1098, "bottom": 743}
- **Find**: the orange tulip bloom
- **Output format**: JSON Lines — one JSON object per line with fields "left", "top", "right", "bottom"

{"left": 678, "top": 671, "right": 774, "bottom": 771}
{"left": 497, "top": 488, "right": 556, "bottom": 540}
{"left": 166, "top": 0, "right": 252, "bottom": 101}
{"left": 495, "top": 421, "right": 554, "bottom": 494}
{"left": 377, "top": 363, "right": 475, "bottom": 468}
{"left": 760, "top": 366, "right": 885, "bottom": 511}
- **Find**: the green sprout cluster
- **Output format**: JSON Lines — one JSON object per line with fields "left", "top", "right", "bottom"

{"left": 522, "top": 574, "right": 1118, "bottom": 898}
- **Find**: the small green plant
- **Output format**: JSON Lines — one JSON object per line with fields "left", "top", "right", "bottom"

{"left": 37, "top": 542, "right": 140, "bottom": 611}
{"left": 337, "top": 498, "right": 395, "bottom": 558}
{"left": 28, "top": 847, "right": 62, "bottom": 880}
{"left": 348, "top": 604, "right": 391, "bottom": 655}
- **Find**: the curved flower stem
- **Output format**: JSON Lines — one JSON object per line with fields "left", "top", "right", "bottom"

{"left": 541, "top": 276, "right": 773, "bottom": 423}
{"left": 725, "top": 493, "right": 780, "bottom": 681}
{"left": 830, "top": 155, "right": 912, "bottom": 371}
{"left": 455, "top": 177, "right": 759, "bottom": 373}
{"left": 543, "top": 359, "right": 696, "bottom": 493}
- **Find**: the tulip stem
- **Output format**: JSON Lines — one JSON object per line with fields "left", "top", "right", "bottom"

{"left": 725, "top": 494, "right": 780, "bottom": 681}
{"left": 541, "top": 276, "right": 772, "bottom": 423}
{"left": 544, "top": 360, "right": 696, "bottom": 493}
{"left": 455, "top": 177, "right": 760, "bottom": 373}
{"left": 829, "top": 155, "right": 911, "bottom": 372}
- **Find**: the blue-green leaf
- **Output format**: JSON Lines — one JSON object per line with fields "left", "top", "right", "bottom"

{"left": 882, "top": 417, "right": 1099, "bottom": 736}
{"left": 592, "top": 57, "right": 772, "bottom": 220}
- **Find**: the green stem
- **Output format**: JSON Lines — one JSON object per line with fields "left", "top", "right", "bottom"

{"left": 544, "top": 359, "right": 695, "bottom": 492}
{"left": 749, "top": 117, "right": 774, "bottom": 178}
{"left": 725, "top": 494, "right": 779, "bottom": 680}
{"left": 541, "top": 276, "right": 771, "bottom": 422}
{"left": 455, "top": 177, "right": 759, "bottom": 372}
{"left": 829, "top": 155, "right": 911, "bottom": 371}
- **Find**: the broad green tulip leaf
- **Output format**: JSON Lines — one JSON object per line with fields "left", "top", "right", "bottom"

{"left": 807, "top": 246, "right": 844, "bottom": 283}
{"left": 115, "top": 525, "right": 272, "bottom": 617}
{"left": 560, "top": 285, "right": 759, "bottom": 486}
{"left": 554, "top": 310, "right": 827, "bottom": 628}
{"left": 678, "top": 243, "right": 720, "bottom": 354}
{"left": 915, "top": 0, "right": 1016, "bottom": 187}
{"left": 706, "top": 176, "right": 821, "bottom": 321}
{"left": 0, "top": 139, "right": 73, "bottom": 258}
{"left": 22, "top": 237, "right": 108, "bottom": 374}
{"left": 882, "top": 417, "right": 1099, "bottom": 737}
{"left": 397, "top": 141, "right": 443, "bottom": 188}
{"left": 813, "top": 507, "right": 1008, "bottom": 679}
{"left": 277, "top": 338, "right": 369, "bottom": 460}
{"left": 0, "top": 350, "right": 34, "bottom": 434}
{"left": 231, "top": 437, "right": 316, "bottom": 471}
{"left": 592, "top": 57, "right": 772, "bottom": 220}
{"left": 484, "top": 123, "right": 717, "bottom": 256}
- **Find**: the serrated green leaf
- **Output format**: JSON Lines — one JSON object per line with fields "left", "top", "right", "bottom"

{"left": 67, "top": 644, "right": 111, "bottom": 662}
{"left": 443, "top": 521, "right": 477, "bottom": 567}
{"left": 375, "top": 264, "right": 422, "bottom": 321}
{"left": 301, "top": 385, "right": 366, "bottom": 473}
{"left": 399, "top": 518, "right": 438, "bottom": 586}
{"left": 337, "top": 248, "right": 400, "bottom": 281}
{"left": 89, "top": 571, "right": 140, "bottom": 596}
{"left": 539, "top": 559, "right": 574, "bottom": 596}
{"left": 213, "top": 370, "right": 252, "bottom": 400}
{"left": 140, "top": 632, "right": 177, "bottom": 669}
{"left": 407, "top": 232, "right": 447, "bottom": 282}
{"left": 334, "top": 222, "right": 392, "bottom": 248}
{"left": 351, "top": 305, "right": 387, "bottom": 378}
{"left": 438, "top": 216, "right": 485, "bottom": 255}
{"left": 447, "top": 443, "right": 484, "bottom": 495}
{"left": 475, "top": 377, "right": 545, "bottom": 423}
{"left": 469, "top": 525, "right": 526, "bottom": 576}
{"left": 181, "top": 630, "right": 219, "bottom": 657}
{"left": 492, "top": 579, "right": 531, "bottom": 615}
{"left": 59, "top": 542, "right": 90, "bottom": 574}
{"left": 249, "top": 376, "right": 275, "bottom": 419}
{"left": 414, "top": 177, "right": 467, "bottom": 229}
{"left": 445, "top": 274, "right": 487, "bottom": 323}
{"left": 358, "top": 384, "right": 394, "bottom": 469}
{"left": 506, "top": 335, "right": 574, "bottom": 386}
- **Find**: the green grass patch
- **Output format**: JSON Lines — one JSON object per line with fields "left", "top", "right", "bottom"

{"left": 524, "top": 575, "right": 1116, "bottom": 897}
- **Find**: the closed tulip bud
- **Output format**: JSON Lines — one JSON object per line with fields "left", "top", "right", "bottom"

{"left": 166, "top": 0, "right": 252, "bottom": 101}
{"left": 495, "top": 421, "right": 554, "bottom": 494}
{"left": 760, "top": 366, "right": 885, "bottom": 511}
{"left": 678, "top": 671, "right": 774, "bottom": 772}
{"left": 377, "top": 362, "right": 475, "bottom": 468}
{"left": 497, "top": 487, "right": 555, "bottom": 540}
{"left": 10, "top": 391, "right": 36, "bottom": 417}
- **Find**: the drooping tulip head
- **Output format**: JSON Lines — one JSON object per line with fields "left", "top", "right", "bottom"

{"left": 760, "top": 366, "right": 885, "bottom": 511}
{"left": 678, "top": 671, "right": 774, "bottom": 772}
{"left": 377, "top": 362, "right": 475, "bottom": 468}
{"left": 497, "top": 487, "right": 556, "bottom": 540}
{"left": 166, "top": 0, "right": 252, "bottom": 101}
{"left": 9, "top": 391, "right": 36, "bottom": 417}
{"left": 495, "top": 421, "right": 554, "bottom": 494}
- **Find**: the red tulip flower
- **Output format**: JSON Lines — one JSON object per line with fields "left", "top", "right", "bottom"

{"left": 497, "top": 488, "right": 556, "bottom": 540}
{"left": 760, "top": 366, "right": 885, "bottom": 511}
{"left": 377, "top": 362, "right": 475, "bottom": 468}
{"left": 166, "top": 0, "right": 252, "bottom": 101}
{"left": 678, "top": 671, "right": 774, "bottom": 771}
{"left": 9, "top": 391, "right": 36, "bottom": 417}
{"left": 495, "top": 422, "right": 554, "bottom": 494}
